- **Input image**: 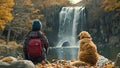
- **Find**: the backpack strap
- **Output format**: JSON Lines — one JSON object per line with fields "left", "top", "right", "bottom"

{"left": 37, "top": 31, "right": 48, "bottom": 53}
{"left": 28, "top": 31, "right": 39, "bottom": 38}
{"left": 37, "top": 31, "right": 44, "bottom": 47}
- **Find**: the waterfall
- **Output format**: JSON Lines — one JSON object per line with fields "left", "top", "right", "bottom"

{"left": 57, "top": 7, "right": 86, "bottom": 47}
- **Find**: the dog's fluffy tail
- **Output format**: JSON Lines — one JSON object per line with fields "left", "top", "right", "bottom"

{"left": 70, "top": 60, "right": 88, "bottom": 67}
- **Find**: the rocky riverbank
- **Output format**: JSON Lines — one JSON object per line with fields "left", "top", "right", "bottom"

{"left": 0, "top": 56, "right": 115, "bottom": 68}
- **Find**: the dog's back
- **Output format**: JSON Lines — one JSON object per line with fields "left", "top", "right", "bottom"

{"left": 80, "top": 38, "right": 97, "bottom": 53}
{"left": 78, "top": 31, "right": 99, "bottom": 66}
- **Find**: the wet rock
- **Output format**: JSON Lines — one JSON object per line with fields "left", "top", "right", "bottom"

{"left": 97, "top": 55, "right": 109, "bottom": 67}
{"left": 62, "top": 41, "right": 70, "bottom": 47}
{"left": 0, "top": 56, "right": 35, "bottom": 68}
{"left": 9, "top": 60, "right": 35, "bottom": 68}
{"left": 0, "top": 62, "right": 10, "bottom": 68}
{"left": 114, "top": 53, "right": 120, "bottom": 67}
{"left": 0, "top": 60, "right": 35, "bottom": 68}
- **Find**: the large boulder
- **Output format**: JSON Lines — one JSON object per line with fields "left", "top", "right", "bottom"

{"left": 0, "top": 56, "right": 35, "bottom": 68}
{"left": 0, "top": 60, "right": 35, "bottom": 68}
{"left": 97, "top": 55, "right": 109, "bottom": 67}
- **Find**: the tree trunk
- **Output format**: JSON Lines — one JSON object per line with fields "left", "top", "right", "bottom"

{"left": 6, "top": 29, "right": 11, "bottom": 45}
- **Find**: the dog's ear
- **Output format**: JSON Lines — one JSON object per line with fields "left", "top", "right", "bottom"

{"left": 77, "top": 35, "right": 80, "bottom": 40}
{"left": 78, "top": 32, "right": 82, "bottom": 40}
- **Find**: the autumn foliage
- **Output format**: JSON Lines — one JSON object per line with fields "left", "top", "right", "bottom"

{"left": 0, "top": 0, "right": 15, "bottom": 30}
{"left": 101, "top": 0, "right": 120, "bottom": 11}
{"left": 35, "top": 59, "right": 114, "bottom": 68}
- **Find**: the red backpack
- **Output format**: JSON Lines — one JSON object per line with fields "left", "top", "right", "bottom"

{"left": 27, "top": 32, "right": 43, "bottom": 59}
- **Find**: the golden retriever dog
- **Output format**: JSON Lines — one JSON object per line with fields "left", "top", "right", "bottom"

{"left": 71, "top": 31, "right": 99, "bottom": 67}
{"left": 77, "top": 31, "right": 99, "bottom": 67}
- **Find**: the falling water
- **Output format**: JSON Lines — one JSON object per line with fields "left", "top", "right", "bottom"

{"left": 57, "top": 7, "right": 86, "bottom": 47}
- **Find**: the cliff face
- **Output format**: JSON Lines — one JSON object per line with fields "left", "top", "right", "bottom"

{"left": 86, "top": 10, "right": 120, "bottom": 60}
{"left": 87, "top": 11, "right": 120, "bottom": 45}
{"left": 76, "top": 0, "right": 120, "bottom": 60}
{"left": 43, "top": 4, "right": 64, "bottom": 47}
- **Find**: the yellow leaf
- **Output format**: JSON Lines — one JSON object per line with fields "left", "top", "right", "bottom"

{"left": 0, "top": 0, "right": 14, "bottom": 30}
